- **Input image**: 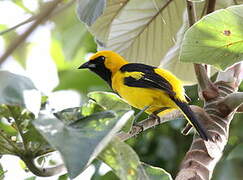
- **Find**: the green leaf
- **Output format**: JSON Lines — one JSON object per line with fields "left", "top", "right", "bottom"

{"left": 58, "top": 173, "right": 68, "bottom": 180}
{"left": 88, "top": 91, "right": 134, "bottom": 133}
{"left": 77, "top": 0, "right": 106, "bottom": 26}
{"left": 93, "top": 171, "right": 119, "bottom": 180}
{"left": 54, "top": 100, "right": 105, "bottom": 124}
{"left": 99, "top": 137, "right": 149, "bottom": 180}
{"left": 142, "top": 163, "right": 172, "bottom": 180}
{"left": 227, "top": 143, "right": 243, "bottom": 160}
{"left": 33, "top": 109, "right": 134, "bottom": 178}
{"left": 88, "top": 91, "right": 131, "bottom": 111}
{"left": 0, "top": 71, "right": 41, "bottom": 114}
{"left": 180, "top": 5, "right": 243, "bottom": 71}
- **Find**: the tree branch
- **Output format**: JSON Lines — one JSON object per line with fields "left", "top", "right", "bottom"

{"left": 117, "top": 106, "right": 208, "bottom": 141}
{"left": 217, "top": 92, "right": 243, "bottom": 114}
{"left": 206, "top": 0, "right": 216, "bottom": 14}
{"left": 117, "top": 109, "right": 183, "bottom": 141}
{"left": 176, "top": 62, "right": 242, "bottom": 179}
{"left": 0, "top": 0, "right": 63, "bottom": 65}
{"left": 0, "top": 0, "right": 75, "bottom": 36}
{"left": 186, "top": 0, "right": 218, "bottom": 101}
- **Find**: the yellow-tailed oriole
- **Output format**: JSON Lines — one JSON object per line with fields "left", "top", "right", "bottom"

{"left": 79, "top": 51, "right": 210, "bottom": 141}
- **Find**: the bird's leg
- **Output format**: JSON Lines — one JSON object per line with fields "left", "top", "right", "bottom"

{"left": 181, "top": 123, "right": 193, "bottom": 135}
{"left": 132, "top": 106, "right": 150, "bottom": 133}
{"left": 149, "top": 107, "right": 170, "bottom": 124}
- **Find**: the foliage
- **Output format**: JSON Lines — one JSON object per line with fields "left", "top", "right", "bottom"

{"left": 0, "top": 0, "right": 243, "bottom": 180}
{"left": 180, "top": 5, "right": 243, "bottom": 70}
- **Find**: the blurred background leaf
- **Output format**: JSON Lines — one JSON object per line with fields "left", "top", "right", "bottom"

{"left": 0, "top": 71, "right": 41, "bottom": 115}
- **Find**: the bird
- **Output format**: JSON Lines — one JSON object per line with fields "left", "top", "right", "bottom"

{"left": 78, "top": 50, "right": 210, "bottom": 141}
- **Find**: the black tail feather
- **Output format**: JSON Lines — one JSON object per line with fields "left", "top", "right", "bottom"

{"left": 172, "top": 98, "right": 210, "bottom": 141}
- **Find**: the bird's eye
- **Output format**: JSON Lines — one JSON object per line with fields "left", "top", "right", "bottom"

{"left": 99, "top": 56, "right": 105, "bottom": 61}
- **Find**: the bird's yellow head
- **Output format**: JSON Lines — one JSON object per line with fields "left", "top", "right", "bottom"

{"left": 78, "top": 50, "right": 128, "bottom": 86}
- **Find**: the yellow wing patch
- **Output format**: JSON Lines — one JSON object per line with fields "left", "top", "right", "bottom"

{"left": 124, "top": 71, "right": 144, "bottom": 80}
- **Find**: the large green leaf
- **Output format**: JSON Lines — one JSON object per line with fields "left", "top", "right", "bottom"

{"left": 33, "top": 105, "right": 134, "bottom": 178}
{"left": 180, "top": 5, "right": 243, "bottom": 71}
{"left": 0, "top": 71, "right": 41, "bottom": 114}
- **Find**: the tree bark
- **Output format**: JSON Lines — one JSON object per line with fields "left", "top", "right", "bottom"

{"left": 176, "top": 63, "right": 243, "bottom": 180}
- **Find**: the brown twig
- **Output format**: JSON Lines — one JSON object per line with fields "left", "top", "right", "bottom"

{"left": 206, "top": 0, "right": 216, "bottom": 14}
{"left": 0, "top": 0, "right": 63, "bottom": 65}
{"left": 0, "top": 0, "right": 75, "bottom": 36}
{"left": 187, "top": 0, "right": 218, "bottom": 101}
{"left": 117, "top": 109, "right": 183, "bottom": 141}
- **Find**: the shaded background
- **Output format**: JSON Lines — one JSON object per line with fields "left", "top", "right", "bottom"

{"left": 0, "top": 0, "right": 243, "bottom": 179}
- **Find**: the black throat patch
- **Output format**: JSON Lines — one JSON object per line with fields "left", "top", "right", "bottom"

{"left": 89, "top": 56, "right": 112, "bottom": 87}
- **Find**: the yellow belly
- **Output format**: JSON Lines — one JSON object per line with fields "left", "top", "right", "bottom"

{"left": 112, "top": 75, "right": 178, "bottom": 115}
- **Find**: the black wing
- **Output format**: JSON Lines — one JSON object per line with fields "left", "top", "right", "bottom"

{"left": 120, "top": 63, "right": 175, "bottom": 96}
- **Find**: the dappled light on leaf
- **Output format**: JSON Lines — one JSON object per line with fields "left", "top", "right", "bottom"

{"left": 99, "top": 137, "right": 148, "bottom": 180}
{"left": 180, "top": 5, "right": 243, "bottom": 70}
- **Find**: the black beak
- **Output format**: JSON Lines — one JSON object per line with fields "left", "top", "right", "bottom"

{"left": 78, "top": 61, "right": 91, "bottom": 69}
